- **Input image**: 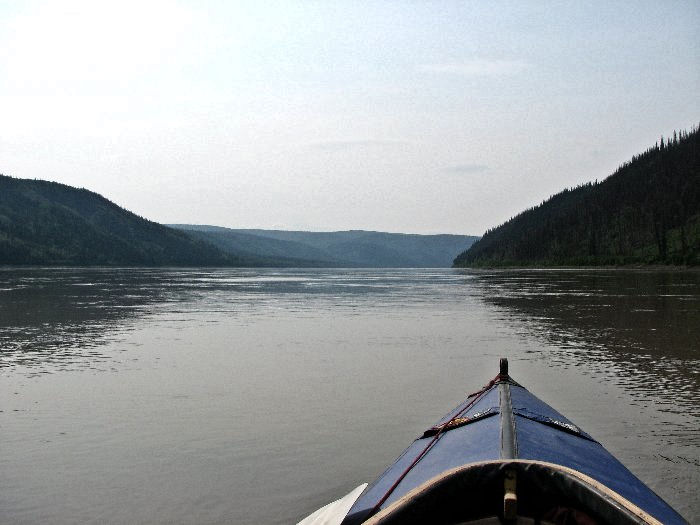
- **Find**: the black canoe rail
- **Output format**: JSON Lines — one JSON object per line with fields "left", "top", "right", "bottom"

{"left": 421, "top": 407, "right": 498, "bottom": 438}
{"left": 420, "top": 406, "right": 596, "bottom": 442}
{"left": 512, "top": 408, "right": 598, "bottom": 442}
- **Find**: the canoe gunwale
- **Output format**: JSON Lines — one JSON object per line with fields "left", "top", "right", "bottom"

{"left": 362, "top": 459, "right": 663, "bottom": 525}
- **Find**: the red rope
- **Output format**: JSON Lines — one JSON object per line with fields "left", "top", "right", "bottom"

{"left": 368, "top": 374, "right": 504, "bottom": 516}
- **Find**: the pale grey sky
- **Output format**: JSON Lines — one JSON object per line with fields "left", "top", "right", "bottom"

{"left": 1, "top": 1, "right": 698, "bottom": 234}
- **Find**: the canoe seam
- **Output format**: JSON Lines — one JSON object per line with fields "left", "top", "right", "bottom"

{"left": 499, "top": 381, "right": 518, "bottom": 459}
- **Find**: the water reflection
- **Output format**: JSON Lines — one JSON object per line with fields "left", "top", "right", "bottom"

{"left": 465, "top": 269, "right": 700, "bottom": 420}
{"left": 0, "top": 268, "right": 195, "bottom": 374}
{"left": 2, "top": 267, "right": 698, "bottom": 522}
{"left": 0, "top": 268, "right": 454, "bottom": 374}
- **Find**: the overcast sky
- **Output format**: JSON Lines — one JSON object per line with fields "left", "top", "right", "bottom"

{"left": 1, "top": 1, "right": 698, "bottom": 235}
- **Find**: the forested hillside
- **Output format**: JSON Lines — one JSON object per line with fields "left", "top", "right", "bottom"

{"left": 0, "top": 175, "right": 476, "bottom": 267}
{"left": 454, "top": 126, "right": 699, "bottom": 267}
{"left": 236, "top": 229, "right": 479, "bottom": 267}
{"left": 0, "top": 176, "right": 246, "bottom": 266}
{"left": 170, "top": 225, "right": 345, "bottom": 267}
{"left": 174, "top": 225, "right": 479, "bottom": 268}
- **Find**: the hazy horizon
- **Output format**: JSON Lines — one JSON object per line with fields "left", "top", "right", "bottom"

{"left": 168, "top": 223, "right": 479, "bottom": 236}
{"left": 1, "top": 1, "right": 698, "bottom": 235}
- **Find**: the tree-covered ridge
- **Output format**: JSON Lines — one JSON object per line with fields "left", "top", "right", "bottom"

{"left": 173, "top": 225, "right": 479, "bottom": 268}
{"left": 0, "top": 175, "right": 243, "bottom": 266}
{"left": 172, "top": 226, "right": 347, "bottom": 267}
{"left": 454, "top": 126, "right": 700, "bottom": 267}
{"left": 0, "top": 175, "right": 477, "bottom": 267}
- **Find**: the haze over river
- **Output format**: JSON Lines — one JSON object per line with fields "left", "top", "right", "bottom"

{"left": 1, "top": 268, "right": 698, "bottom": 524}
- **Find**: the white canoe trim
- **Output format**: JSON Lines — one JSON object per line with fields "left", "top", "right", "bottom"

{"left": 297, "top": 483, "right": 368, "bottom": 525}
{"left": 363, "top": 460, "right": 663, "bottom": 525}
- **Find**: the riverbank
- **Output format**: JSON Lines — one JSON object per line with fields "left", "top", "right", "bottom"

{"left": 455, "top": 263, "right": 699, "bottom": 271}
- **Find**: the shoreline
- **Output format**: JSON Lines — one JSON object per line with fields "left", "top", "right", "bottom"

{"left": 453, "top": 264, "right": 700, "bottom": 272}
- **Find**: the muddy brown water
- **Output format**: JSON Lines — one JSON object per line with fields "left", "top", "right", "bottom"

{"left": 1, "top": 268, "right": 697, "bottom": 523}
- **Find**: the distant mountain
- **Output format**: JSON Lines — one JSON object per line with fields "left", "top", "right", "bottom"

{"left": 0, "top": 174, "right": 477, "bottom": 267}
{"left": 168, "top": 225, "right": 345, "bottom": 267}
{"left": 454, "top": 126, "right": 699, "bottom": 267}
{"left": 173, "top": 226, "right": 479, "bottom": 267}
{"left": 0, "top": 175, "right": 251, "bottom": 266}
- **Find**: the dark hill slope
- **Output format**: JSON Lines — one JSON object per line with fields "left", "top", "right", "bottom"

{"left": 0, "top": 175, "right": 246, "bottom": 266}
{"left": 170, "top": 225, "right": 345, "bottom": 267}
{"left": 233, "top": 229, "right": 479, "bottom": 267}
{"left": 174, "top": 226, "right": 479, "bottom": 267}
{"left": 454, "top": 126, "right": 700, "bottom": 267}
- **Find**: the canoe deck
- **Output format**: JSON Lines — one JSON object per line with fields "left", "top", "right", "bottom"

{"left": 338, "top": 360, "right": 685, "bottom": 525}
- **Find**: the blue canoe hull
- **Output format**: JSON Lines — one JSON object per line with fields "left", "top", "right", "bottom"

{"left": 341, "top": 362, "right": 686, "bottom": 524}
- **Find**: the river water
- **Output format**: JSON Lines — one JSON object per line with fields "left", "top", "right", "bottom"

{"left": 0, "top": 268, "right": 698, "bottom": 523}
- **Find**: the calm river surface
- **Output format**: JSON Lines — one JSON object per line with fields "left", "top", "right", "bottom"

{"left": 1, "top": 268, "right": 698, "bottom": 523}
